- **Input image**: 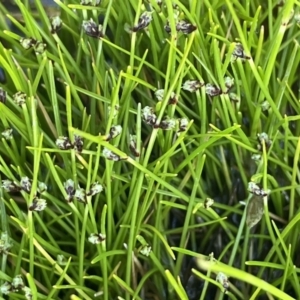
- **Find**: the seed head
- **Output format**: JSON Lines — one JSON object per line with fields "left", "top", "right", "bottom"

{"left": 232, "top": 43, "right": 250, "bottom": 61}
{"left": 73, "top": 135, "right": 84, "bottom": 152}
{"left": 142, "top": 106, "right": 157, "bottom": 126}
{"left": 13, "top": 91, "right": 27, "bottom": 106}
{"left": 224, "top": 76, "right": 234, "bottom": 90}
{"left": 88, "top": 233, "right": 106, "bottom": 244}
{"left": 102, "top": 147, "right": 121, "bottom": 161}
{"left": 1, "top": 179, "right": 21, "bottom": 192}
{"left": 0, "top": 232, "right": 13, "bottom": 254}
{"left": 154, "top": 89, "right": 177, "bottom": 104}
{"left": 261, "top": 100, "right": 270, "bottom": 111}
{"left": 182, "top": 80, "right": 204, "bottom": 92}
{"left": 257, "top": 132, "right": 272, "bottom": 151}
{"left": 20, "top": 176, "right": 32, "bottom": 193}
{"left": 11, "top": 275, "right": 25, "bottom": 292}
{"left": 37, "top": 181, "right": 47, "bottom": 193}
{"left": 205, "top": 83, "right": 222, "bottom": 97}
{"left": 82, "top": 19, "right": 104, "bottom": 38}
{"left": 159, "top": 118, "right": 176, "bottom": 130}
{"left": 34, "top": 41, "right": 47, "bottom": 54}
{"left": 50, "top": 16, "right": 63, "bottom": 34}
{"left": 74, "top": 187, "right": 86, "bottom": 203}
{"left": 56, "top": 136, "right": 73, "bottom": 150}
{"left": 129, "top": 134, "right": 139, "bottom": 157}
{"left": 154, "top": 89, "right": 165, "bottom": 101}
{"left": 165, "top": 20, "right": 196, "bottom": 34}
{"left": 216, "top": 272, "right": 229, "bottom": 292}
{"left": 133, "top": 11, "right": 153, "bottom": 32}
{"left": 176, "top": 20, "right": 197, "bottom": 34}
{"left": 64, "top": 179, "right": 76, "bottom": 201}
{"left": 20, "top": 37, "right": 36, "bottom": 50}
{"left": 248, "top": 182, "right": 270, "bottom": 197}
{"left": 203, "top": 198, "right": 214, "bottom": 209}
{"left": 2, "top": 128, "right": 13, "bottom": 140}
{"left": 57, "top": 254, "right": 67, "bottom": 266}
{"left": 87, "top": 182, "right": 103, "bottom": 196}
{"left": 107, "top": 125, "right": 122, "bottom": 141}
{"left": 23, "top": 286, "right": 33, "bottom": 300}
{"left": 29, "top": 197, "right": 47, "bottom": 211}
{"left": 251, "top": 154, "right": 261, "bottom": 162}
{"left": 139, "top": 245, "right": 152, "bottom": 256}
{"left": 0, "top": 282, "right": 12, "bottom": 295}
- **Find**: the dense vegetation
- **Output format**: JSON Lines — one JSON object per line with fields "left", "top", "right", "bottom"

{"left": 0, "top": 0, "right": 299, "bottom": 299}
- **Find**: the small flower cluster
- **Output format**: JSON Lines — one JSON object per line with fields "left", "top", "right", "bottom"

{"left": 2, "top": 177, "right": 47, "bottom": 194}
{"left": 20, "top": 37, "right": 47, "bottom": 54}
{"left": 157, "top": 4, "right": 196, "bottom": 35}
{"left": 216, "top": 272, "right": 230, "bottom": 293}
{"left": 56, "top": 135, "right": 84, "bottom": 152}
{"left": 203, "top": 198, "right": 214, "bottom": 209}
{"left": 136, "top": 235, "right": 152, "bottom": 257}
{"left": 129, "top": 134, "right": 139, "bottom": 157}
{"left": 57, "top": 254, "right": 67, "bottom": 266}
{"left": 132, "top": 11, "right": 153, "bottom": 32}
{"left": 139, "top": 244, "right": 152, "bottom": 256}
{"left": 102, "top": 147, "right": 127, "bottom": 161}
{"left": 0, "top": 275, "right": 32, "bottom": 299}
{"left": 164, "top": 20, "right": 197, "bottom": 34}
{"left": 2, "top": 177, "right": 47, "bottom": 212}
{"left": 141, "top": 106, "right": 158, "bottom": 127}
{"left": 124, "top": 3, "right": 196, "bottom": 35}
{"left": 154, "top": 89, "right": 178, "bottom": 104}
{"left": 182, "top": 76, "right": 235, "bottom": 97}
{"left": 50, "top": 16, "right": 63, "bottom": 34}
{"left": 82, "top": 19, "right": 104, "bottom": 38}
{"left": 123, "top": 11, "right": 153, "bottom": 34}
{"left": 28, "top": 198, "right": 47, "bottom": 212}
{"left": 0, "top": 232, "right": 13, "bottom": 254}
{"left": 205, "top": 83, "right": 223, "bottom": 97}
{"left": 159, "top": 117, "right": 176, "bottom": 130}
{"left": 182, "top": 80, "right": 204, "bottom": 93}
{"left": 248, "top": 182, "right": 270, "bottom": 197}
{"left": 2, "top": 90, "right": 38, "bottom": 107}
{"left": 2, "top": 128, "right": 13, "bottom": 140}
{"left": 142, "top": 88, "right": 190, "bottom": 132}
{"left": 102, "top": 124, "right": 128, "bottom": 161}
{"left": 260, "top": 100, "right": 270, "bottom": 111}
{"left": 88, "top": 233, "right": 106, "bottom": 244}
{"left": 106, "top": 125, "right": 122, "bottom": 141}
{"left": 1, "top": 179, "right": 21, "bottom": 193}
{"left": 141, "top": 105, "right": 189, "bottom": 133}
{"left": 251, "top": 153, "right": 262, "bottom": 162}
{"left": 231, "top": 43, "right": 250, "bottom": 62}
{"left": 64, "top": 179, "right": 103, "bottom": 203}
{"left": 257, "top": 132, "right": 272, "bottom": 151}
{"left": 13, "top": 91, "right": 27, "bottom": 106}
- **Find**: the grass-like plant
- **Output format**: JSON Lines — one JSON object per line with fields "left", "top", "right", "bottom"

{"left": 0, "top": 0, "right": 300, "bottom": 299}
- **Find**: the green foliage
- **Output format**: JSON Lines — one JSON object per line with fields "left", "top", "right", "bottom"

{"left": 0, "top": 0, "right": 300, "bottom": 299}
